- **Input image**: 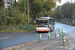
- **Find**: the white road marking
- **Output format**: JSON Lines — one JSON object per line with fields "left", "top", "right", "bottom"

{"left": 0, "top": 37, "right": 11, "bottom": 40}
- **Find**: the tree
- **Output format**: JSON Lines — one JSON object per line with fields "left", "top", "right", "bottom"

{"left": 0, "top": 9, "right": 5, "bottom": 26}
{"left": 15, "top": 0, "right": 16, "bottom": 6}
{"left": 54, "top": 0, "right": 61, "bottom": 3}
{"left": 40, "top": 0, "right": 56, "bottom": 16}
{"left": 0, "top": 0, "right": 3, "bottom": 8}
{"left": 6, "top": 0, "right": 17, "bottom": 7}
{"left": 55, "top": 2, "right": 75, "bottom": 23}
{"left": 61, "top": 2, "right": 75, "bottom": 23}
{"left": 19, "top": 0, "right": 34, "bottom": 12}
{"left": 49, "top": 10, "right": 55, "bottom": 17}
{"left": 18, "top": 0, "right": 26, "bottom": 12}
{"left": 5, "top": 7, "right": 23, "bottom": 26}
{"left": 72, "top": 3, "right": 75, "bottom": 18}
{"left": 29, "top": 0, "right": 35, "bottom": 11}
{"left": 61, "top": 3, "right": 71, "bottom": 19}
{"left": 55, "top": 8, "right": 62, "bottom": 21}
{"left": 30, "top": 1, "right": 43, "bottom": 19}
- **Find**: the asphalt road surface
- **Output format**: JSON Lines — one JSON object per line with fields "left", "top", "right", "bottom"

{"left": 0, "top": 22, "right": 75, "bottom": 50}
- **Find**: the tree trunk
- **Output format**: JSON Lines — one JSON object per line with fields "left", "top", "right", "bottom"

{"left": 29, "top": 0, "right": 34, "bottom": 12}
{"left": 34, "top": 14, "right": 36, "bottom": 20}
{"left": 15, "top": 0, "right": 16, "bottom": 6}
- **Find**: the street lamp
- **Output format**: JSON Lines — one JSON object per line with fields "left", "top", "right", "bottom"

{"left": 4, "top": 0, "right": 6, "bottom": 26}
{"left": 27, "top": 0, "right": 29, "bottom": 31}
{"left": 24, "top": 0, "right": 29, "bottom": 31}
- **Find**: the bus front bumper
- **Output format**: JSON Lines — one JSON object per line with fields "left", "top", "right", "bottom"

{"left": 36, "top": 30, "right": 49, "bottom": 32}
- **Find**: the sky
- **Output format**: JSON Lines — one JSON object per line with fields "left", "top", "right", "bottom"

{"left": 5, "top": 0, "right": 75, "bottom": 7}
{"left": 56, "top": 0, "right": 75, "bottom": 6}
{"left": 16, "top": 0, "right": 75, "bottom": 6}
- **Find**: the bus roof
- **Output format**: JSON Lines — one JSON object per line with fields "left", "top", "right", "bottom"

{"left": 41, "top": 17, "right": 54, "bottom": 19}
{"left": 36, "top": 17, "right": 54, "bottom": 20}
{"left": 41, "top": 17, "right": 50, "bottom": 19}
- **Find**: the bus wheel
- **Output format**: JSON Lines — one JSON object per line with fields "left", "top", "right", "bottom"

{"left": 38, "top": 32, "right": 40, "bottom": 33}
{"left": 53, "top": 27, "right": 55, "bottom": 31}
{"left": 50, "top": 28, "right": 52, "bottom": 32}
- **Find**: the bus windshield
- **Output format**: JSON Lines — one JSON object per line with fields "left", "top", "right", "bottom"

{"left": 37, "top": 20, "right": 48, "bottom": 27}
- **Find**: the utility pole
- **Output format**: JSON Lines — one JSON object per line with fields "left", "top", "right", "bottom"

{"left": 4, "top": 0, "right": 5, "bottom": 26}
{"left": 24, "top": 0, "right": 26, "bottom": 29}
{"left": 4, "top": 0, "right": 5, "bottom": 15}
{"left": 27, "top": 0, "right": 29, "bottom": 31}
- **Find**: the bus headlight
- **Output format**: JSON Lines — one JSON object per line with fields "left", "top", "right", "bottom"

{"left": 36, "top": 25, "right": 38, "bottom": 26}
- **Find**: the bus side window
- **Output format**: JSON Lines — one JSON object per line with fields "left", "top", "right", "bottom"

{"left": 49, "top": 19, "right": 51, "bottom": 24}
{"left": 53, "top": 19, "right": 55, "bottom": 25}
{"left": 49, "top": 19, "right": 53, "bottom": 24}
{"left": 49, "top": 19, "right": 50, "bottom": 24}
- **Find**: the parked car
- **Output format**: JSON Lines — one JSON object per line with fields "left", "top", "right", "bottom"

{"left": 72, "top": 22, "right": 75, "bottom": 26}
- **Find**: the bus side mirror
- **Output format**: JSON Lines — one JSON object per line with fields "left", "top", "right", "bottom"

{"left": 34, "top": 20, "right": 36, "bottom": 23}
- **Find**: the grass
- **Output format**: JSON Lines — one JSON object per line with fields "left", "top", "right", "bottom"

{"left": 0, "top": 29, "right": 28, "bottom": 32}
{"left": 62, "top": 19, "right": 75, "bottom": 22}
{"left": 11, "top": 48, "right": 15, "bottom": 50}
{"left": 56, "top": 19, "right": 75, "bottom": 25}
{"left": 72, "top": 20, "right": 75, "bottom": 22}
{"left": 0, "top": 25, "right": 35, "bottom": 32}
{"left": 56, "top": 21, "right": 72, "bottom": 25}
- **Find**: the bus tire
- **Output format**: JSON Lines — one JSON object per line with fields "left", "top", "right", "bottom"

{"left": 50, "top": 28, "right": 52, "bottom": 32}
{"left": 38, "top": 32, "right": 40, "bottom": 33}
{"left": 53, "top": 27, "right": 55, "bottom": 31}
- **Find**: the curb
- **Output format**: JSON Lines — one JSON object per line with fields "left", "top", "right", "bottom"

{"left": 65, "top": 34, "right": 75, "bottom": 50}
{"left": 0, "top": 30, "right": 35, "bottom": 33}
{"left": 3, "top": 42, "right": 37, "bottom": 50}
{"left": 3, "top": 37, "right": 62, "bottom": 50}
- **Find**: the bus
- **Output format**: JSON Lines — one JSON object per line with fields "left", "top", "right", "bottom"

{"left": 36, "top": 17, "right": 55, "bottom": 32}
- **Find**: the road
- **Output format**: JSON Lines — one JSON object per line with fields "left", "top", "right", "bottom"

{"left": 0, "top": 22, "right": 75, "bottom": 50}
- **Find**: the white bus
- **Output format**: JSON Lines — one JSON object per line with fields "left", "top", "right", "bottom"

{"left": 36, "top": 17, "right": 55, "bottom": 32}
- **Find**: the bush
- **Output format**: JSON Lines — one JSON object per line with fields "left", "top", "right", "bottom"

{"left": 0, "top": 9, "right": 5, "bottom": 26}
{"left": 6, "top": 7, "right": 23, "bottom": 26}
{"left": 0, "top": 24, "right": 35, "bottom": 32}
{"left": 16, "top": 24, "right": 26, "bottom": 30}
{"left": 29, "top": 24, "right": 35, "bottom": 31}
{"left": 29, "top": 18, "right": 35, "bottom": 25}
{"left": 11, "top": 48, "right": 15, "bottom": 50}
{"left": 0, "top": 26, "right": 13, "bottom": 30}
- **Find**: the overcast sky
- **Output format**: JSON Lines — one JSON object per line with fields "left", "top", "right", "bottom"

{"left": 56, "top": 0, "right": 75, "bottom": 6}
{"left": 16, "top": 0, "right": 75, "bottom": 6}
{"left": 6, "top": 0, "right": 75, "bottom": 7}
